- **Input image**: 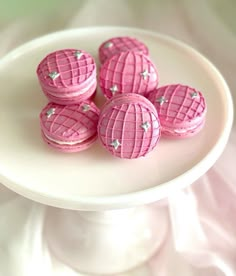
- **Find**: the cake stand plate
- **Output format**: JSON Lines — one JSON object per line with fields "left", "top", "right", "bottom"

{"left": 0, "top": 27, "right": 233, "bottom": 211}
{"left": 0, "top": 27, "right": 233, "bottom": 275}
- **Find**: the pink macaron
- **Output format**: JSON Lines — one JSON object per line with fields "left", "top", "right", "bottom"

{"left": 147, "top": 84, "right": 207, "bottom": 138}
{"left": 98, "top": 93, "right": 161, "bottom": 159}
{"left": 40, "top": 101, "right": 100, "bottom": 152}
{"left": 99, "top": 36, "right": 149, "bottom": 64}
{"left": 37, "top": 49, "right": 97, "bottom": 105}
{"left": 99, "top": 51, "right": 159, "bottom": 99}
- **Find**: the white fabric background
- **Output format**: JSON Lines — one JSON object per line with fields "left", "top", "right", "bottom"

{"left": 0, "top": 0, "right": 235, "bottom": 275}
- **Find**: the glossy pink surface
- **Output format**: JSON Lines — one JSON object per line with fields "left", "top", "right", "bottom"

{"left": 98, "top": 36, "right": 149, "bottom": 64}
{"left": 37, "top": 49, "right": 97, "bottom": 104}
{"left": 147, "top": 84, "right": 207, "bottom": 138}
{"left": 99, "top": 51, "right": 158, "bottom": 99}
{"left": 40, "top": 101, "right": 99, "bottom": 152}
{"left": 98, "top": 93, "right": 160, "bottom": 159}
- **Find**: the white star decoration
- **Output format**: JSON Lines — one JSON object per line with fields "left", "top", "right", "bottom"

{"left": 104, "top": 41, "right": 113, "bottom": 48}
{"left": 48, "top": 71, "right": 60, "bottom": 80}
{"left": 46, "top": 108, "right": 55, "bottom": 118}
{"left": 110, "top": 139, "right": 121, "bottom": 150}
{"left": 190, "top": 92, "right": 199, "bottom": 99}
{"left": 156, "top": 96, "right": 168, "bottom": 106}
{"left": 140, "top": 69, "right": 150, "bottom": 80}
{"left": 82, "top": 104, "right": 90, "bottom": 112}
{"left": 141, "top": 122, "right": 151, "bottom": 133}
{"left": 109, "top": 85, "right": 118, "bottom": 95}
{"left": 74, "top": 51, "right": 83, "bottom": 59}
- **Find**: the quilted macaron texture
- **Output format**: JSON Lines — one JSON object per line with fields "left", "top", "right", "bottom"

{"left": 37, "top": 49, "right": 97, "bottom": 105}
{"left": 99, "top": 51, "right": 159, "bottom": 99}
{"left": 98, "top": 36, "right": 149, "bottom": 64}
{"left": 147, "top": 84, "right": 207, "bottom": 138}
{"left": 40, "top": 101, "right": 100, "bottom": 152}
{"left": 98, "top": 93, "right": 160, "bottom": 159}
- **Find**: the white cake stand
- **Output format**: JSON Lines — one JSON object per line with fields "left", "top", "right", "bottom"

{"left": 0, "top": 27, "right": 233, "bottom": 275}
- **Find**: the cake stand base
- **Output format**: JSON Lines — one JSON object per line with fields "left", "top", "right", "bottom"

{"left": 45, "top": 203, "right": 169, "bottom": 275}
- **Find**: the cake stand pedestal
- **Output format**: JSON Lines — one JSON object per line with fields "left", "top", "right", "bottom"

{"left": 0, "top": 27, "right": 233, "bottom": 275}
{"left": 45, "top": 204, "right": 169, "bottom": 275}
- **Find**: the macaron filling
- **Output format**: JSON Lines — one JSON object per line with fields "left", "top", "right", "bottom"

{"left": 161, "top": 119, "right": 205, "bottom": 135}
{"left": 43, "top": 79, "right": 97, "bottom": 98}
{"left": 43, "top": 132, "right": 97, "bottom": 146}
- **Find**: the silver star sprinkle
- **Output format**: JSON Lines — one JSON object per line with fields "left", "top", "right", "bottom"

{"left": 190, "top": 92, "right": 199, "bottom": 99}
{"left": 74, "top": 50, "right": 83, "bottom": 59}
{"left": 104, "top": 41, "right": 113, "bottom": 48}
{"left": 110, "top": 139, "right": 121, "bottom": 150}
{"left": 109, "top": 85, "right": 118, "bottom": 95}
{"left": 46, "top": 108, "right": 55, "bottom": 118}
{"left": 82, "top": 104, "right": 90, "bottom": 112}
{"left": 141, "top": 122, "right": 151, "bottom": 133}
{"left": 48, "top": 71, "right": 60, "bottom": 80}
{"left": 156, "top": 96, "right": 168, "bottom": 106}
{"left": 140, "top": 69, "right": 150, "bottom": 80}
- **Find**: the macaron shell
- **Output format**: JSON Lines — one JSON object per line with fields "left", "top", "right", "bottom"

{"left": 99, "top": 51, "right": 159, "bottom": 99}
{"left": 99, "top": 36, "right": 149, "bottom": 64}
{"left": 42, "top": 81, "right": 97, "bottom": 105}
{"left": 161, "top": 118, "right": 206, "bottom": 138}
{"left": 147, "top": 84, "right": 207, "bottom": 137}
{"left": 41, "top": 131, "right": 98, "bottom": 153}
{"left": 98, "top": 94, "right": 160, "bottom": 159}
{"left": 101, "top": 93, "right": 157, "bottom": 118}
{"left": 40, "top": 101, "right": 99, "bottom": 152}
{"left": 37, "top": 49, "right": 96, "bottom": 90}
